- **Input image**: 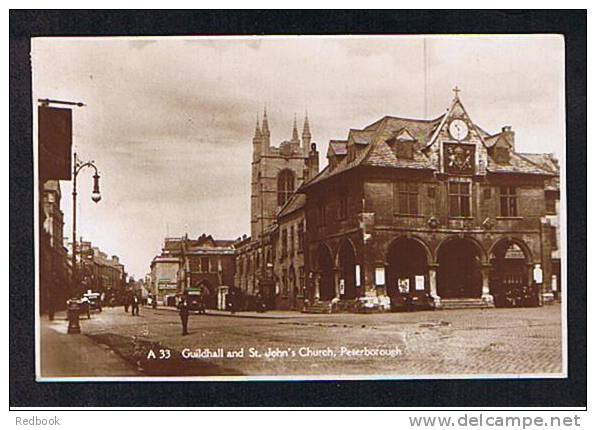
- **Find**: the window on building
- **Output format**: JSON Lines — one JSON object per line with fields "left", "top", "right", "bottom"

{"left": 200, "top": 257, "right": 210, "bottom": 273}
{"left": 499, "top": 186, "right": 518, "bottom": 217}
{"left": 297, "top": 221, "right": 304, "bottom": 252}
{"left": 394, "top": 182, "right": 419, "bottom": 215}
{"left": 281, "top": 228, "right": 288, "bottom": 258}
{"left": 319, "top": 203, "right": 326, "bottom": 226}
{"left": 545, "top": 191, "right": 557, "bottom": 214}
{"left": 449, "top": 181, "right": 471, "bottom": 217}
{"left": 277, "top": 170, "right": 295, "bottom": 206}
{"left": 290, "top": 226, "right": 295, "bottom": 255}
{"left": 549, "top": 225, "right": 558, "bottom": 251}
{"left": 338, "top": 188, "right": 348, "bottom": 220}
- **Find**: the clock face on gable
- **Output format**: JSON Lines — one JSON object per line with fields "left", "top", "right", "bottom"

{"left": 449, "top": 119, "right": 469, "bottom": 141}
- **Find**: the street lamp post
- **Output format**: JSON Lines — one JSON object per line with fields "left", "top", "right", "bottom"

{"left": 68, "top": 153, "right": 101, "bottom": 334}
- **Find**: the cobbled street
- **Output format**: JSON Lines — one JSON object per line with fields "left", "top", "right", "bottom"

{"left": 41, "top": 304, "right": 563, "bottom": 378}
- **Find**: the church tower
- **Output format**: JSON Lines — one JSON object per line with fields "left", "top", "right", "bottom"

{"left": 250, "top": 110, "right": 318, "bottom": 240}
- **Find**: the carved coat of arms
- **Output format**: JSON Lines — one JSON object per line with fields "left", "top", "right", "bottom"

{"left": 444, "top": 143, "right": 475, "bottom": 174}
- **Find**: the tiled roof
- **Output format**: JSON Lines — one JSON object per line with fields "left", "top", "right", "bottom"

{"left": 364, "top": 140, "right": 434, "bottom": 169}
{"left": 278, "top": 192, "right": 306, "bottom": 219}
{"left": 518, "top": 153, "right": 560, "bottom": 190}
{"left": 487, "top": 152, "right": 556, "bottom": 176}
{"left": 303, "top": 109, "right": 557, "bottom": 189}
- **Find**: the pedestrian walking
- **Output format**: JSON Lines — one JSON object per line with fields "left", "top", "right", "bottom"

{"left": 131, "top": 293, "right": 140, "bottom": 316}
{"left": 124, "top": 290, "right": 130, "bottom": 313}
{"left": 178, "top": 293, "right": 190, "bottom": 336}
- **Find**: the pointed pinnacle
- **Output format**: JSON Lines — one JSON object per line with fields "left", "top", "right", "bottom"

{"left": 302, "top": 110, "right": 311, "bottom": 136}
{"left": 262, "top": 105, "right": 269, "bottom": 134}
{"left": 292, "top": 113, "right": 299, "bottom": 141}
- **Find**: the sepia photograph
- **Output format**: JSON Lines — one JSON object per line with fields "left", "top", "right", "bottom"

{"left": 32, "top": 34, "right": 566, "bottom": 381}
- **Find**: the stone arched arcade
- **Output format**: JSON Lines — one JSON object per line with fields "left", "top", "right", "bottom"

{"left": 308, "top": 232, "right": 541, "bottom": 308}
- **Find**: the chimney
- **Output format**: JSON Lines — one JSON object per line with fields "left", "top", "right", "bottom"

{"left": 501, "top": 126, "right": 515, "bottom": 151}
{"left": 306, "top": 142, "right": 320, "bottom": 181}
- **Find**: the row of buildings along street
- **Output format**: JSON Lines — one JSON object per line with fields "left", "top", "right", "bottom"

{"left": 149, "top": 91, "right": 561, "bottom": 315}
{"left": 34, "top": 35, "right": 565, "bottom": 379}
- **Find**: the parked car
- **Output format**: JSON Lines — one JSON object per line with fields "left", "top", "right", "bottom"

{"left": 83, "top": 292, "right": 103, "bottom": 312}
{"left": 390, "top": 292, "right": 435, "bottom": 312}
{"left": 188, "top": 293, "right": 206, "bottom": 314}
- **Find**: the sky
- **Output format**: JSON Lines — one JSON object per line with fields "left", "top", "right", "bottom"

{"left": 32, "top": 35, "right": 565, "bottom": 279}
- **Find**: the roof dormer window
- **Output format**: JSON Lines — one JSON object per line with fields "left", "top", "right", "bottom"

{"left": 389, "top": 128, "right": 416, "bottom": 159}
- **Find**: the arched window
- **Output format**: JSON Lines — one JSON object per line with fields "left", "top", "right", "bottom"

{"left": 277, "top": 169, "right": 295, "bottom": 206}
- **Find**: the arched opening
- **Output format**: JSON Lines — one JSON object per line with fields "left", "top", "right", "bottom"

{"left": 490, "top": 239, "right": 534, "bottom": 307}
{"left": 191, "top": 279, "right": 216, "bottom": 309}
{"left": 317, "top": 244, "right": 335, "bottom": 301}
{"left": 337, "top": 240, "right": 357, "bottom": 300}
{"left": 437, "top": 238, "right": 483, "bottom": 298}
{"left": 387, "top": 238, "right": 429, "bottom": 297}
{"left": 277, "top": 169, "right": 295, "bottom": 206}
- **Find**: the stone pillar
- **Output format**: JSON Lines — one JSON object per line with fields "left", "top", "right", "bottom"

{"left": 333, "top": 268, "right": 341, "bottom": 299}
{"left": 314, "top": 274, "right": 321, "bottom": 302}
{"left": 481, "top": 263, "right": 494, "bottom": 307}
{"left": 428, "top": 264, "right": 441, "bottom": 308}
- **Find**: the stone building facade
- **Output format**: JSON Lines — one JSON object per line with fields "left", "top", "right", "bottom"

{"left": 76, "top": 239, "right": 127, "bottom": 303}
{"left": 152, "top": 234, "right": 236, "bottom": 308}
{"left": 301, "top": 92, "right": 559, "bottom": 312}
{"left": 39, "top": 180, "right": 70, "bottom": 313}
{"left": 235, "top": 110, "right": 319, "bottom": 309}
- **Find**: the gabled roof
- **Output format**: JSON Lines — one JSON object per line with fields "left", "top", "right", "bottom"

{"left": 303, "top": 99, "right": 558, "bottom": 189}
{"left": 328, "top": 140, "right": 348, "bottom": 156}
{"left": 485, "top": 131, "right": 514, "bottom": 148}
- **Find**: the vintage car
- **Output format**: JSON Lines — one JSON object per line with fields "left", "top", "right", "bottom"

{"left": 187, "top": 293, "right": 206, "bottom": 314}
{"left": 390, "top": 292, "right": 435, "bottom": 312}
{"left": 83, "top": 292, "right": 103, "bottom": 312}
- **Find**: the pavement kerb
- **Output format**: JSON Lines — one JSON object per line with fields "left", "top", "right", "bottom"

{"left": 142, "top": 305, "right": 309, "bottom": 319}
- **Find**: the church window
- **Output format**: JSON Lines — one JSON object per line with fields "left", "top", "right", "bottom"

{"left": 394, "top": 182, "right": 419, "bottom": 215}
{"left": 319, "top": 203, "right": 326, "bottom": 226}
{"left": 449, "top": 181, "right": 471, "bottom": 217}
{"left": 277, "top": 170, "right": 295, "bottom": 206}
{"left": 499, "top": 186, "right": 518, "bottom": 217}
{"left": 290, "top": 226, "right": 295, "bottom": 255}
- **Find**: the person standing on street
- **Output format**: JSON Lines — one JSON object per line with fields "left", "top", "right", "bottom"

{"left": 124, "top": 289, "right": 130, "bottom": 313}
{"left": 178, "top": 292, "right": 190, "bottom": 336}
{"left": 131, "top": 292, "right": 140, "bottom": 316}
